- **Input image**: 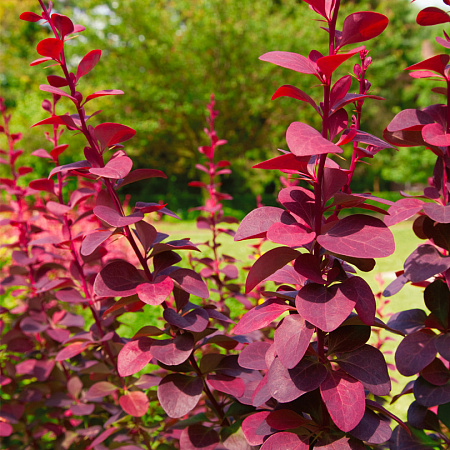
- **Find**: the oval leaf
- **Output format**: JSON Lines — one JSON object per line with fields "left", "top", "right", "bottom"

{"left": 119, "top": 391, "right": 149, "bottom": 417}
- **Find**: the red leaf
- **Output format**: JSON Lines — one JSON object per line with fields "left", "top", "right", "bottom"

{"left": 20, "top": 11, "right": 42, "bottom": 22}
{"left": 272, "top": 85, "right": 320, "bottom": 113}
{"left": 417, "top": 7, "right": 450, "bottom": 26}
{"left": 93, "top": 205, "right": 144, "bottom": 227}
{"left": 385, "top": 198, "right": 424, "bottom": 227}
{"left": 31, "top": 148, "right": 52, "bottom": 159}
{"left": 119, "top": 391, "right": 149, "bottom": 417}
{"left": 422, "top": 123, "right": 450, "bottom": 147}
{"left": 320, "top": 370, "right": 365, "bottom": 432}
{"left": 93, "top": 260, "right": 144, "bottom": 298}
{"left": 39, "top": 85, "right": 74, "bottom": 101}
{"left": 30, "top": 57, "right": 52, "bottom": 66}
{"left": 266, "top": 410, "right": 309, "bottom": 431}
{"left": 117, "top": 337, "right": 153, "bottom": 377}
{"left": 29, "top": 178, "right": 55, "bottom": 194}
{"left": 94, "top": 122, "right": 136, "bottom": 149}
{"left": 51, "top": 144, "right": 69, "bottom": 159}
{"left": 150, "top": 334, "right": 194, "bottom": 365}
{"left": 136, "top": 276, "right": 174, "bottom": 306}
{"left": 84, "top": 89, "right": 124, "bottom": 103}
{"left": 87, "top": 427, "right": 118, "bottom": 450}
{"left": 77, "top": 49, "right": 101, "bottom": 79}
{"left": 55, "top": 341, "right": 89, "bottom": 361}
{"left": 206, "top": 374, "right": 245, "bottom": 397}
{"left": 157, "top": 374, "right": 203, "bottom": 418}
{"left": 406, "top": 54, "right": 450, "bottom": 77}
{"left": 36, "top": 38, "right": 63, "bottom": 59}
{"left": 260, "top": 51, "right": 317, "bottom": 75}
{"left": 242, "top": 411, "right": 271, "bottom": 446}
{"left": 47, "top": 75, "right": 69, "bottom": 87}
{"left": 338, "top": 12, "right": 388, "bottom": 48}
{"left": 51, "top": 13, "right": 74, "bottom": 37}
{"left": 89, "top": 155, "right": 133, "bottom": 179}
{"left": 286, "top": 122, "right": 343, "bottom": 157}
{"left": 253, "top": 152, "right": 309, "bottom": 172}
{"left": 274, "top": 314, "right": 314, "bottom": 369}
{"left": 317, "top": 52, "right": 359, "bottom": 80}
{"left": 295, "top": 280, "right": 358, "bottom": 332}
{"left": 317, "top": 214, "right": 395, "bottom": 258}
{"left": 245, "top": 246, "right": 300, "bottom": 293}
{"left": 235, "top": 206, "right": 286, "bottom": 241}
{"left": 261, "top": 432, "right": 308, "bottom": 450}
{"left": 180, "top": 425, "right": 220, "bottom": 450}
{"left": 234, "top": 298, "right": 293, "bottom": 335}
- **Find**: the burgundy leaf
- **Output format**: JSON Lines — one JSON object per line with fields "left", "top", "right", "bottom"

{"left": 267, "top": 222, "right": 315, "bottom": 247}
{"left": 86, "top": 381, "right": 118, "bottom": 400}
{"left": 238, "top": 342, "right": 271, "bottom": 370}
{"left": 406, "top": 54, "right": 450, "bottom": 77}
{"left": 93, "top": 260, "right": 144, "bottom": 298}
{"left": 337, "top": 344, "right": 391, "bottom": 396}
{"left": 206, "top": 374, "right": 245, "bottom": 397}
{"left": 351, "top": 276, "right": 376, "bottom": 326}
{"left": 117, "top": 168, "right": 167, "bottom": 188}
{"left": 267, "top": 357, "right": 327, "bottom": 403}
{"left": 261, "top": 432, "right": 309, "bottom": 450}
{"left": 136, "top": 276, "right": 174, "bottom": 306}
{"left": 157, "top": 374, "right": 203, "bottom": 418}
{"left": 317, "top": 214, "right": 395, "bottom": 258}
{"left": 77, "top": 49, "right": 101, "bottom": 79}
{"left": 70, "top": 403, "right": 95, "bottom": 416}
{"left": 404, "top": 244, "right": 450, "bottom": 282}
{"left": 87, "top": 427, "right": 118, "bottom": 450}
{"left": 266, "top": 410, "right": 309, "bottom": 431}
{"left": 180, "top": 425, "right": 220, "bottom": 450}
{"left": 117, "top": 337, "right": 153, "bottom": 377}
{"left": 235, "top": 206, "right": 286, "bottom": 241}
{"left": 278, "top": 186, "right": 315, "bottom": 227}
{"left": 322, "top": 168, "right": 349, "bottom": 202}
{"left": 424, "top": 279, "right": 449, "bottom": 328}
{"left": 417, "top": 7, "right": 450, "bottom": 26}
{"left": 242, "top": 412, "right": 272, "bottom": 446}
{"left": 423, "top": 203, "right": 450, "bottom": 223}
{"left": 387, "top": 309, "right": 427, "bottom": 334}
{"left": 94, "top": 122, "right": 136, "bottom": 149}
{"left": 435, "top": 333, "right": 450, "bottom": 361}
{"left": 119, "top": 391, "right": 149, "bottom": 417}
{"left": 421, "top": 358, "right": 450, "bottom": 386}
{"left": 245, "top": 247, "right": 300, "bottom": 293}
{"left": 163, "top": 307, "right": 209, "bottom": 333}
{"left": 414, "top": 376, "right": 450, "bottom": 407}
{"left": 93, "top": 205, "right": 144, "bottom": 227}
{"left": 84, "top": 89, "right": 124, "bottom": 103}
{"left": 272, "top": 85, "right": 320, "bottom": 113}
{"left": 350, "top": 409, "right": 392, "bottom": 444}
{"left": 151, "top": 333, "right": 194, "bottom": 365}
{"left": 320, "top": 370, "right": 365, "bottom": 432}
{"left": 55, "top": 288, "right": 86, "bottom": 304}
{"left": 134, "top": 220, "right": 158, "bottom": 253}
{"left": 170, "top": 268, "right": 209, "bottom": 298}
{"left": 55, "top": 341, "right": 89, "bottom": 361}
{"left": 294, "top": 253, "right": 325, "bottom": 284}
{"left": 234, "top": 298, "right": 293, "bottom": 335}
{"left": 259, "top": 51, "right": 317, "bottom": 75}
{"left": 48, "top": 160, "right": 91, "bottom": 178}
{"left": 385, "top": 198, "right": 424, "bottom": 227}
{"left": 36, "top": 38, "right": 63, "bottom": 59}
{"left": 295, "top": 279, "right": 358, "bottom": 332}
{"left": 395, "top": 330, "right": 437, "bottom": 376}
{"left": 422, "top": 122, "right": 450, "bottom": 147}
{"left": 338, "top": 12, "right": 388, "bottom": 48}
{"left": 274, "top": 314, "right": 314, "bottom": 369}
{"left": 286, "top": 122, "right": 343, "bottom": 157}
{"left": 89, "top": 156, "right": 133, "bottom": 179}
{"left": 327, "top": 325, "right": 371, "bottom": 354}
{"left": 80, "top": 229, "right": 113, "bottom": 256}
{"left": 51, "top": 13, "right": 74, "bottom": 37}
{"left": 29, "top": 178, "right": 55, "bottom": 194}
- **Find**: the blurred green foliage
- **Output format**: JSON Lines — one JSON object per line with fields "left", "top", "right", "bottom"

{"left": 0, "top": 0, "right": 440, "bottom": 215}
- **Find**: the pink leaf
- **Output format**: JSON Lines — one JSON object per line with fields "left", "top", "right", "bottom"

{"left": 338, "top": 12, "right": 388, "bottom": 48}
{"left": 417, "top": 7, "right": 450, "bottom": 26}
{"left": 170, "top": 268, "right": 209, "bottom": 298}
{"left": 286, "top": 122, "right": 343, "bottom": 157}
{"left": 93, "top": 260, "right": 144, "bottom": 298}
{"left": 261, "top": 432, "right": 308, "bottom": 450}
{"left": 242, "top": 411, "right": 271, "bottom": 446}
{"left": 384, "top": 198, "right": 424, "bottom": 227}
{"left": 157, "top": 374, "right": 203, "bottom": 418}
{"left": 55, "top": 341, "right": 89, "bottom": 361}
{"left": 89, "top": 156, "right": 133, "bottom": 179}
{"left": 150, "top": 334, "right": 194, "bottom": 365}
{"left": 404, "top": 244, "right": 450, "bottom": 282}
{"left": 317, "top": 214, "right": 395, "bottom": 258}
{"left": 77, "top": 49, "right": 101, "bottom": 79}
{"left": 206, "top": 374, "right": 245, "bottom": 397}
{"left": 422, "top": 122, "right": 450, "bottom": 147}
{"left": 36, "top": 38, "right": 63, "bottom": 59}
{"left": 84, "top": 89, "right": 124, "bottom": 103}
{"left": 423, "top": 203, "right": 450, "bottom": 223}
{"left": 86, "top": 381, "right": 118, "bottom": 400}
{"left": 245, "top": 246, "right": 300, "bottom": 293}
{"left": 119, "top": 391, "right": 149, "bottom": 417}
{"left": 93, "top": 205, "right": 144, "bottom": 227}
{"left": 267, "top": 222, "right": 315, "bottom": 247}
{"left": 87, "top": 427, "right": 118, "bottom": 450}
{"left": 117, "top": 337, "right": 153, "bottom": 377}
{"left": 94, "top": 122, "right": 136, "bottom": 149}
{"left": 238, "top": 342, "right": 271, "bottom": 370}
{"left": 136, "top": 276, "right": 174, "bottom": 306}
{"left": 386, "top": 108, "right": 433, "bottom": 132}
{"left": 259, "top": 51, "right": 317, "bottom": 75}
{"left": 81, "top": 229, "right": 113, "bottom": 256}
{"left": 0, "top": 423, "right": 13, "bottom": 437}
{"left": 235, "top": 206, "right": 286, "bottom": 241}
{"left": 234, "top": 298, "right": 293, "bottom": 335}
{"left": 320, "top": 370, "right": 365, "bottom": 432}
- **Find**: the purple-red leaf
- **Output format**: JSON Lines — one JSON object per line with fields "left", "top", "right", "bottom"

{"left": 157, "top": 374, "right": 203, "bottom": 418}
{"left": 274, "top": 314, "right": 314, "bottom": 369}
{"left": 84, "top": 89, "right": 124, "bottom": 103}
{"left": 55, "top": 341, "right": 89, "bottom": 361}
{"left": 259, "top": 51, "right": 317, "bottom": 75}
{"left": 238, "top": 342, "right": 271, "bottom": 370}
{"left": 93, "top": 205, "right": 144, "bottom": 227}
{"left": 234, "top": 298, "right": 293, "bottom": 335}
{"left": 136, "top": 276, "right": 174, "bottom": 306}
{"left": 317, "top": 214, "right": 395, "bottom": 258}
{"left": 350, "top": 409, "right": 392, "bottom": 444}
{"left": 253, "top": 152, "right": 310, "bottom": 172}
{"left": 423, "top": 203, "right": 450, "bottom": 223}
{"left": 267, "top": 222, "right": 315, "bottom": 247}
{"left": 422, "top": 123, "right": 450, "bottom": 147}
{"left": 272, "top": 85, "right": 320, "bottom": 113}
{"left": 89, "top": 156, "right": 133, "bottom": 179}
{"left": 180, "top": 425, "right": 220, "bottom": 450}
{"left": 245, "top": 247, "right": 300, "bottom": 293}
{"left": 395, "top": 330, "right": 437, "bottom": 376}
{"left": 385, "top": 198, "right": 424, "bottom": 227}
{"left": 77, "top": 49, "right": 101, "bottom": 79}
{"left": 338, "top": 12, "right": 388, "bottom": 48}
{"left": 94, "top": 261, "right": 144, "bottom": 298}
{"left": 29, "top": 178, "right": 55, "bottom": 194}
{"left": 316, "top": 51, "right": 359, "bottom": 80}
{"left": 206, "top": 374, "right": 245, "bottom": 397}
{"left": 414, "top": 376, "right": 450, "bottom": 407}
{"left": 86, "top": 381, "right": 118, "bottom": 400}
{"left": 417, "top": 7, "right": 450, "bottom": 26}
{"left": 94, "top": 122, "right": 136, "bottom": 149}
{"left": 170, "top": 268, "right": 209, "bottom": 299}
{"left": 36, "top": 38, "right": 63, "bottom": 59}
{"left": 163, "top": 308, "right": 209, "bottom": 333}
{"left": 20, "top": 11, "right": 42, "bottom": 22}
{"left": 119, "top": 391, "right": 149, "bottom": 417}
{"left": 320, "top": 370, "right": 365, "bottom": 432}
{"left": 81, "top": 229, "right": 113, "bottom": 256}
{"left": 51, "top": 13, "right": 74, "bottom": 37}
{"left": 117, "top": 337, "right": 153, "bottom": 377}
{"left": 242, "top": 411, "right": 271, "bottom": 446}
{"left": 287, "top": 122, "right": 343, "bottom": 157}
{"left": 404, "top": 244, "right": 450, "bottom": 282}
{"left": 151, "top": 333, "right": 194, "bottom": 365}
{"left": 117, "top": 168, "right": 166, "bottom": 189}
{"left": 406, "top": 54, "right": 450, "bottom": 77}
{"left": 235, "top": 206, "right": 286, "bottom": 241}
{"left": 260, "top": 432, "right": 309, "bottom": 450}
